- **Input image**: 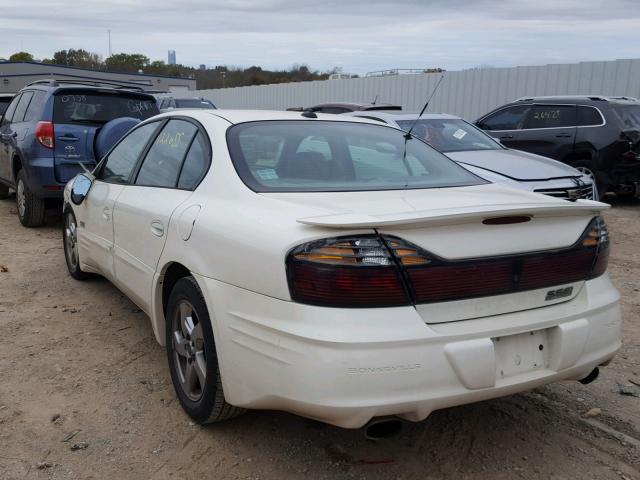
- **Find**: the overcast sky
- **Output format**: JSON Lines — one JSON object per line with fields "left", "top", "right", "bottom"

{"left": 1, "top": 0, "right": 639, "bottom": 74}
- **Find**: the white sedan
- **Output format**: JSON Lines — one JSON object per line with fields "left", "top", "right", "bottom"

{"left": 63, "top": 110, "right": 621, "bottom": 433}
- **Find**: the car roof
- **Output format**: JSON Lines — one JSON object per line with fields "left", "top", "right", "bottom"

{"left": 512, "top": 95, "right": 640, "bottom": 105}
{"left": 164, "top": 109, "right": 389, "bottom": 125}
{"left": 312, "top": 102, "right": 402, "bottom": 110}
{"left": 21, "top": 81, "right": 155, "bottom": 97}
{"left": 349, "top": 111, "right": 461, "bottom": 121}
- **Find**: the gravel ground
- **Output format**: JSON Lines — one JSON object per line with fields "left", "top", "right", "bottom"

{"left": 0, "top": 196, "right": 638, "bottom": 480}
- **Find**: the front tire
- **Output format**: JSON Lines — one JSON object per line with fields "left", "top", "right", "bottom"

{"left": 166, "top": 276, "right": 244, "bottom": 424}
{"left": 63, "top": 209, "right": 91, "bottom": 280}
{"left": 16, "top": 170, "right": 46, "bottom": 227}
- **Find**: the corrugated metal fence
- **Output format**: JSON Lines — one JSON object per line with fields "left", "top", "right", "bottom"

{"left": 197, "top": 58, "right": 640, "bottom": 120}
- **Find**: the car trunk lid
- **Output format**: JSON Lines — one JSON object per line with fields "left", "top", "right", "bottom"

{"left": 266, "top": 185, "right": 607, "bottom": 322}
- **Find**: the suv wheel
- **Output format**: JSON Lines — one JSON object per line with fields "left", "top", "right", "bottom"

{"left": 63, "top": 209, "right": 91, "bottom": 280}
{"left": 16, "top": 170, "right": 46, "bottom": 227}
{"left": 0, "top": 184, "right": 9, "bottom": 199}
{"left": 572, "top": 160, "right": 604, "bottom": 199}
{"left": 166, "top": 276, "right": 244, "bottom": 424}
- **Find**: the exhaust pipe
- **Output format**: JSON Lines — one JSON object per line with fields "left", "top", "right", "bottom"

{"left": 579, "top": 367, "right": 600, "bottom": 385}
{"left": 363, "top": 417, "right": 403, "bottom": 440}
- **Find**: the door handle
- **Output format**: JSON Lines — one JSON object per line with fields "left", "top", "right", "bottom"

{"left": 555, "top": 133, "right": 572, "bottom": 138}
{"left": 500, "top": 134, "right": 513, "bottom": 139}
{"left": 150, "top": 220, "right": 164, "bottom": 237}
{"left": 102, "top": 207, "right": 111, "bottom": 220}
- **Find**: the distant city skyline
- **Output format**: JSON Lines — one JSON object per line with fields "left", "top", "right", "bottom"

{"left": 168, "top": 50, "right": 176, "bottom": 66}
{"left": 1, "top": 0, "right": 639, "bottom": 75}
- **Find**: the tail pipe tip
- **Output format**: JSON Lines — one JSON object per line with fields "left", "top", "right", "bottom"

{"left": 363, "top": 417, "right": 404, "bottom": 440}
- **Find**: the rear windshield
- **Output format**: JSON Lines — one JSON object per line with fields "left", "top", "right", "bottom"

{"left": 175, "top": 99, "right": 216, "bottom": 109}
{"left": 395, "top": 119, "right": 502, "bottom": 153}
{"left": 227, "top": 121, "right": 484, "bottom": 192}
{"left": 0, "top": 97, "right": 12, "bottom": 115}
{"left": 613, "top": 105, "right": 640, "bottom": 129}
{"left": 53, "top": 91, "right": 159, "bottom": 125}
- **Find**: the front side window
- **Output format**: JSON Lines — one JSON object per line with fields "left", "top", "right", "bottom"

{"left": 227, "top": 121, "right": 484, "bottom": 192}
{"left": 395, "top": 119, "right": 502, "bottom": 153}
{"left": 53, "top": 90, "right": 159, "bottom": 125}
{"left": 0, "top": 96, "right": 14, "bottom": 116}
{"left": 524, "top": 105, "right": 576, "bottom": 129}
{"left": 478, "top": 105, "right": 530, "bottom": 131}
{"left": 0, "top": 94, "right": 21, "bottom": 126}
{"left": 101, "top": 122, "right": 159, "bottom": 184}
{"left": 135, "top": 119, "right": 198, "bottom": 187}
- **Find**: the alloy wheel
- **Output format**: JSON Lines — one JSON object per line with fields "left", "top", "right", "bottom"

{"left": 172, "top": 301, "right": 207, "bottom": 401}
{"left": 64, "top": 213, "right": 79, "bottom": 270}
{"left": 16, "top": 179, "right": 26, "bottom": 219}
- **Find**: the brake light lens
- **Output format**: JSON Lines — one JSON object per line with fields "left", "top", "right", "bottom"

{"left": 287, "top": 236, "right": 410, "bottom": 307}
{"left": 35, "top": 121, "right": 54, "bottom": 149}
{"left": 286, "top": 217, "right": 610, "bottom": 308}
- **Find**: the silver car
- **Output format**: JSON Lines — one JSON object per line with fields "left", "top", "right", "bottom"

{"left": 348, "top": 112, "right": 597, "bottom": 201}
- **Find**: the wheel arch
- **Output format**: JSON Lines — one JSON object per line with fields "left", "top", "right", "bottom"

{"left": 12, "top": 153, "right": 23, "bottom": 183}
{"left": 152, "top": 261, "right": 193, "bottom": 346}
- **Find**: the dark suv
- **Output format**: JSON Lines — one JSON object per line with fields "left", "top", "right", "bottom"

{"left": 0, "top": 80, "right": 159, "bottom": 226}
{"left": 476, "top": 96, "right": 640, "bottom": 196}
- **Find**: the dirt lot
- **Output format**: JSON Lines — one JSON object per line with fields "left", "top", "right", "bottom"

{"left": 0, "top": 196, "right": 639, "bottom": 480}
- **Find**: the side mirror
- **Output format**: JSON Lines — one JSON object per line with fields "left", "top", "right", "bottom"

{"left": 70, "top": 174, "right": 93, "bottom": 205}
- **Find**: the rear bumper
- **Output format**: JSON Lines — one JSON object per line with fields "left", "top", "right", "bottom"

{"left": 196, "top": 274, "right": 621, "bottom": 428}
{"left": 23, "top": 157, "right": 66, "bottom": 199}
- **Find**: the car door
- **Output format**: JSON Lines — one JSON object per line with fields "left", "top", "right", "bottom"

{"left": 77, "top": 121, "right": 161, "bottom": 279}
{"left": 111, "top": 118, "right": 202, "bottom": 312}
{"left": 515, "top": 104, "right": 577, "bottom": 160}
{"left": 475, "top": 104, "right": 531, "bottom": 148}
{"left": 0, "top": 94, "right": 23, "bottom": 182}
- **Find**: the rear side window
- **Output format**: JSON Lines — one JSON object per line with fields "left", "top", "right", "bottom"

{"left": 478, "top": 105, "right": 529, "bottom": 131}
{"left": 576, "top": 106, "right": 604, "bottom": 126}
{"left": 524, "top": 105, "right": 576, "bottom": 129}
{"left": 612, "top": 105, "right": 640, "bottom": 129}
{"left": 178, "top": 132, "right": 210, "bottom": 189}
{"left": 23, "top": 91, "right": 46, "bottom": 122}
{"left": 0, "top": 94, "right": 21, "bottom": 126}
{"left": 53, "top": 91, "right": 159, "bottom": 125}
{"left": 101, "top": 122, "right": 159, "bottom": 184}
{"left": 12, "top": 91, "right": 34, "bottom": 123}
{"left": 135, "top": 119, "right": 198, "bottom": 187}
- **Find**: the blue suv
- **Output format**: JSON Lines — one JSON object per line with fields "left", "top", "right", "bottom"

{"left": 0, "top": 80, "right": 159, "bottom": 226}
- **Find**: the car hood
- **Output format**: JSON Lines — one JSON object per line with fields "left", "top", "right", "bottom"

{"left": 446, "top": 149, "right": 582, "bottom": 181}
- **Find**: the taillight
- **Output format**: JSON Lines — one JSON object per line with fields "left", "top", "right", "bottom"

{"left": 286, "top": 217, "right": 610, "bottom": 308}
{"left": 286, "top": 236, "right": 410, "bottom": 307}
{"left": 35, "top": 121, "right": 54, "bottom": 149}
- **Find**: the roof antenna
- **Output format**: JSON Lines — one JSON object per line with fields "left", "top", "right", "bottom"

{"left": 372, "top": 94, "right": 378, "bottom": 105}
{"left": 404, "top": 75, "right": 445, "bottom": 139}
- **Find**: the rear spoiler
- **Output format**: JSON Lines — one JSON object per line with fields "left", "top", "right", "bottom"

{"left": 297, "top": 200, "right": 607, "bottom": 228}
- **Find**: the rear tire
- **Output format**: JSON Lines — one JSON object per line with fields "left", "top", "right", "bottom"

{"left": 572, "top": 160, "right": 604, "bottom": 199}
{"left": 0, "top": 184, "right": 9, "bottom": 199}
{"left": 166, "top": 276, "right": 244, "bottom": 424}
{"left": 16, "top": 170, "right": 46, "bottom": 227}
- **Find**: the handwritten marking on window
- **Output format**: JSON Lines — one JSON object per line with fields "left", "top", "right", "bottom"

{"left": 156, "top": 131, "right": 185, "bottom": 148}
